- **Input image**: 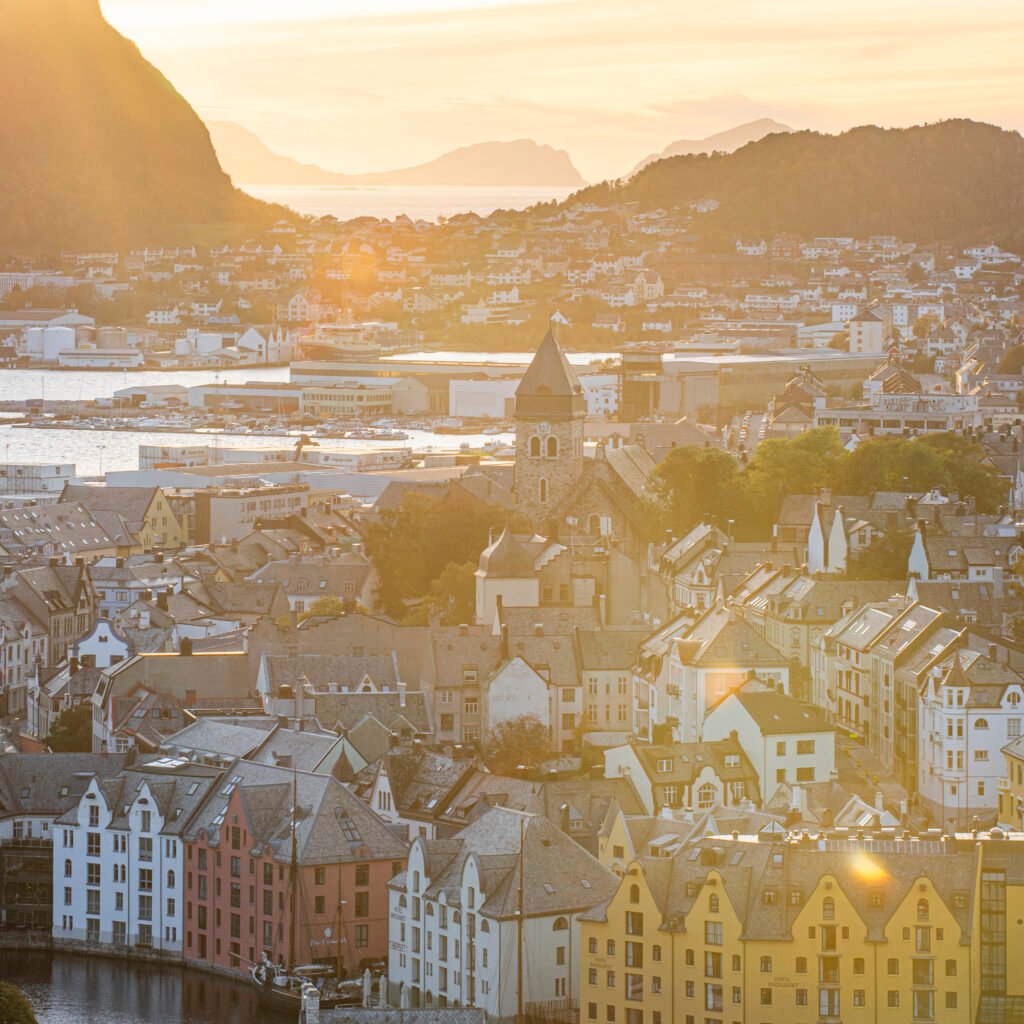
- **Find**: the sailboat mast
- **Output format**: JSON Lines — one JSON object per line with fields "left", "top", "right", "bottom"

{"left": 517, "top": 815, "right": 525, "bottom": 1024}
{"left": 289, "top": 766, "right": 298, "bottom": 971}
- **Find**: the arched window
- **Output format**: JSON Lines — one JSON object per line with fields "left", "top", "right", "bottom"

{"left": 467, "top": 886, "right": 475, "bottom": 909}
{"left": 539, "top": 479, "right": 548, "bottom": 504}
{"left": 823, "top": 897, "right": 835, "bottom": 920}
{"left": 708, "top": 893, "right": 719, "bottom": 913}
{"left": 1009, "top": 692, "right": 1021, "bottom": 707}
{"left": 546, "top": 436, "right": 558, "bottom": 459}
{"left": 697, "top": 783, "right": 716, "bottom": 809}
{"left": 629, "top": 884, "right": 640, "bottom": 904}
{"left": 917, "top": 898, "right": 929, "bottom": 921}
{"left": 480, "top": 919, "right": 490, "bottom": 933}
{"left": 64, "top": 858, "right": 72, "bottom": 878}
{"left": 167, "top": 869, "right": 175, "bottom": 889}
{"left": 975, "top": 718, "right": 989, "bottom": 730}
{"left": 529, "top": 436, "right": 541, "bottom": 458}
{"left": 553, "top": 917, "right": 569, "bottom": 931}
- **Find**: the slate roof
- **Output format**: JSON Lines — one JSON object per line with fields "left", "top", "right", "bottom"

{"left": 186, "top": 760, "right": 407, "bottom": 864}
{"left": 730, "top": 686, "right": 834, "bottom": 735}
{"left": 631, "top": 738, "right": 761, "bottom": 798}
{"left": 574, "top": 628, "right": 647, "bottom": 671}
{"left": 0, "top": 753, "right": 128, "bottom": 819}
{"left": 407, "top": 806, "right": 618, "bottom": 919}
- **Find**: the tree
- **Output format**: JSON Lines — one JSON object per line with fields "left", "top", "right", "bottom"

{"left": 0, "top": 982, "right": 38, "bottom": 1024}
{"left": 649, "top": 445, "right": 740, "bottom": 537}
{"left": 828, "top": 330, "right": 849, "bottom": 350}
{"left": 742, "top": 427, "right": 846, "bottom": 535}
{"left": 363, "top": 492, "right": 517, "bottom": 619}
{"left": 43, "top": 703, "right": 92, "bottom": 753}
{"left": 300, "top": 597, "right": 347, "bottom": 620}
{"left": 484, "top": 715, "right": 552, "bottom": 775}
{"left": 404, "top": 561, "right": 477, "bottom": 626}
{"left": 998, "top": 344, "right": 1024, "bottom": 375}
{"left": 915, "top": 434, "right": 1009, "bottom": 513}
{"left": 844, "top": 533, "right": 913, "bottom": 580}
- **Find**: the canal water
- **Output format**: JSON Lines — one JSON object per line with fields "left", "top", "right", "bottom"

{"left": 0, "top": 951, "right": 264, "bottom": 1024}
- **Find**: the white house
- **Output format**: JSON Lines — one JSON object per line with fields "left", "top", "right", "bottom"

{"left": 53, "top": 757, "right": 220, "bottom": 952}
{"left": 702, "top": 683, "right": 835, "bottom": 803}
{"left": 916, "top": 651, "right": 1024, "bottom": 828}
{"left": 72, "top": 618, "right": 133, "bottom": 670}
{"left": 645, "top": 606, "right": 790, "bottom": 743}
{"left": 386, "top": 807, "right": 618, "bottom": 1019}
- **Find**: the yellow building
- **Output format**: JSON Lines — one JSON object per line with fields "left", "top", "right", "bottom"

{"left": 998, "top": 735, "right": 1024, "bottom": 829}
{"left": 60, "top": 484, "right": 189, "bottom": 550}
{"left": 581, "top": 830, "right": 1024, "bottom": 1024}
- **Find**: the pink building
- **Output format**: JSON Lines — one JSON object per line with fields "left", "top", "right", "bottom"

{"left": 182, "top": 765, "right": 406, "bottom": 975}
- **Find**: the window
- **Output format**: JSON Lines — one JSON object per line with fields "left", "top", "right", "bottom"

{"left": 626, "top": 912, "right": 643, "bottom": 936}
{"left": 797, "top": 739, "right": 815, "bottom": 754}
{"left": 822, "top": 896, "right": 835, "bottom": 920}
{"left": 546, "top": 436, "right": 558, "bottom": 459}
{"left": 945, "top": 958, "right": 957, "bottom": 977}
{"left": 708, "top": 893, "right": 719, "bottom": 914}
{"left": 589, "top": 938, "right": 598, "bottom": 954}
{"left": 853, "top": 957, "right": 865, "bottom": 975}
{"left": 629, "top": 884, "right": 640, "bottom": 904}
{"left": 760, "top": 988, "right": 772, "bottom": 1005}
{"left": 529, "top": 436, "right": 541, "bottom": 458}
{"left": 704, "top": 921, "right": 722, "bottom": 946}
{"left": 887, "top": 958, "right": 899, "bottom": 975}
{"left": 704, "top": 952, "right": 721, "bottom": 978}
{"left": 918, "top": 898, "right": 929, "bottom": 921}
{"left": 760, "top": 956, "right": 772, "bottom": 974}
{"left": 539, "top": 479, "right": 548, "bottom": 504}
{"left": 795, "top": 957, "right": 807, "bottom": 974}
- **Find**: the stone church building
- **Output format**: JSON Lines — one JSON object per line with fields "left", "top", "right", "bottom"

{"left": 513, "top": 329, "right": 656, "bottom": 557}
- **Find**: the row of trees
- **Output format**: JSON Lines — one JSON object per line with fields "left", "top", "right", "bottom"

{"left": 650, "top": 427, "right": 1008, "bottom": 541}
{"left": 362, "top": 492, "right": 525, "bottom": 623}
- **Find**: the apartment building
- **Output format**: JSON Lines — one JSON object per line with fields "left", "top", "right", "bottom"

{"left": 387, "top": 807, "right": 618, "bottom": 1020}
{"left": 578, "top": 829, "right": 1024, "bottom": 1024}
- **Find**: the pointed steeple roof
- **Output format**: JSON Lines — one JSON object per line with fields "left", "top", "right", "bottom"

{"left": 515, "top": 329, "right": 586, "bottom": 418}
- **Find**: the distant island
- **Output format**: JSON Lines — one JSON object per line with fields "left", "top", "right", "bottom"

{"left": 629, "top": 117, "right": 792, "bottom": 176}
{"left": 207, "top": 122, "right": 588, "bottom": 188}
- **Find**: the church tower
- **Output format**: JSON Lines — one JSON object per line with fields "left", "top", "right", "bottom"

{"left": 513, "top": 329, "right": 586, "bottom": 529}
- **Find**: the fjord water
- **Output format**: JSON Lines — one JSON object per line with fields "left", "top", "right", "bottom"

{"left": 0, "top": 951, "right": 259, "bottom": 1024}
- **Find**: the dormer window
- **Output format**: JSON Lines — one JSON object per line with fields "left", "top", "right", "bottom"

{"left": 656, "top": 758, "right": 673, "bottom": 773}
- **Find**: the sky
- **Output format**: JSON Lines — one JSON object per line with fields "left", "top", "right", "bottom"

{"left": 101, "top": 0, "right": 1024, "bottom": 182}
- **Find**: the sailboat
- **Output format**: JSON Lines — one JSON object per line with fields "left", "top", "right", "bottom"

{"left": 249, "top": 769, "right": 354, "bottom": 1014}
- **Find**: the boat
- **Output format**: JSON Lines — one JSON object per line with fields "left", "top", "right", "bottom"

{"left": 248, "top": 769, "right": 355, "bottom": 1014}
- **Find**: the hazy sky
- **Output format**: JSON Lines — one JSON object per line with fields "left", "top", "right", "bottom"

{"left": 101, "top": 0, "right": 1024, "bottom": 182}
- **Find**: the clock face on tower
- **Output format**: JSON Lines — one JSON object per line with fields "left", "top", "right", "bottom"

{"left": 537, "top": 422, "right": 550, "bottom": 434}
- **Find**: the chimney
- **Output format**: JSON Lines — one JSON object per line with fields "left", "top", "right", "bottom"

{"left": 988, "top": 642, "right": 998, "bottom": 661}
{"left": 139, "top": 608, "right": 151, "bottom": 630}
{"left": 69, "top": 656, "right": 80, "bottom": 676}
{"left": 500, "top": 623, "right": 510, "bottom": 661}
{"left": 533, "top": 622, "right": 544, "bottom": 637}
{"left": 398, "top": 681, "right": 407, "bottom": 708}
{"left": 559, "top": 803, "right": 571, "bottom": 833}
{"left": 874, "top": 791, "right": 885, "bottom": 813}
{"left": 993, "top": 566, "right": 1004, "bottom": 600}
{"left": 819, "top": 487, "right": 832, "bottom": 506}
{"left": 157, "top": 589, "right": 169, "bottom": 611}
{"left": 459, "top": 623, "right": 469, "bottom": 637}
{"left": 184, "top": 688, "right": 196, "bottom": 705}
{"left": 180, "top": 637, "right": 194, "bottom": 657}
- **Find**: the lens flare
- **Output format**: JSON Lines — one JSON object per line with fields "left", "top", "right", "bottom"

{"left": 850, "top": 852, "right": 889, "bottom": 885}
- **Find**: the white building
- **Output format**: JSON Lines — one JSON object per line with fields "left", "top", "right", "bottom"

{"left": 386, "top": 807, "right": 618, "bottom": 1019}
{"left": 702, "top": 684, "right": 835, "bottom": 803}
{"left": 53, "top": 758, "right": 220, "bottom": 952}
{"left": 917, "top": 651, "right": 1024, "bottom": 827}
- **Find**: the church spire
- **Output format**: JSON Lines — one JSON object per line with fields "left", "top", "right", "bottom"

{"left": 514, "top": 328, "right": 586, "bottom": 419}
